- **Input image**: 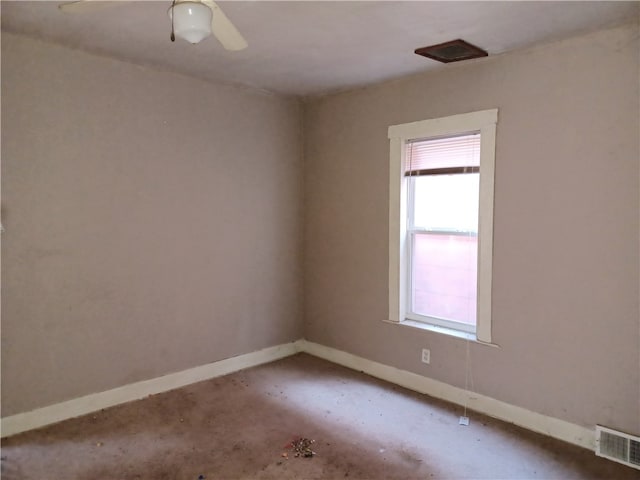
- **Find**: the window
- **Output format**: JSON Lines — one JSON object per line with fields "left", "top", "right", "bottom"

{"left": 387, "top": 110, "right": 497, "bottom": 343}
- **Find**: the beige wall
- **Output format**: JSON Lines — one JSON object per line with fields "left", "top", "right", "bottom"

{"left": 303, "top": 22, "right": 640, "bottom": 434}
{"left": 1, "top": 33, "right": 303, "bottom": 416}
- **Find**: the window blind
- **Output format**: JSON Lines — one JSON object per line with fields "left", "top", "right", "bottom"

{"left": 405, "top": 132, "right": 480, "bottom": 175}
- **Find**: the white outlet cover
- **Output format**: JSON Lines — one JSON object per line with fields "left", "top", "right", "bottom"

{"left": 421, "top": 349, "right": 430, "bottom": 364}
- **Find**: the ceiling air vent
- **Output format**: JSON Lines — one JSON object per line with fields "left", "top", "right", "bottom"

{"left": 595, "top": 425, "right": 640, "bottom": 470}
{"left": 414, "top": 39, "right": 488, "bottom": 63}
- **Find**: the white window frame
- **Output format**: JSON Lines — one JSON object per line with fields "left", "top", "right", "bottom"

{"left": 387, "top": 109, "right": 497, "bottom": 343}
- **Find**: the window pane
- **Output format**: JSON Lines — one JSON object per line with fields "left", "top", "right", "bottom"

{"left": 412, "top": 174, "right": 479, "bottom": 232}
{"left": 411, "top": 233, "right": 477, "bottom": 325}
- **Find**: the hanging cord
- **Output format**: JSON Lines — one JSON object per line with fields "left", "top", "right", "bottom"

{"left": 461, "top": 135, "right": 479, "bottom": 424}
{"left": 170, "top": 0, "right": 176, "bottom": 42}
{"left": 462, "top": 337, "right": 476, "bottom": 421}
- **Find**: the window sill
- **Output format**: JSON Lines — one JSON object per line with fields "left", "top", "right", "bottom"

{"left": 383, "top": 318, "right": 500, "bottom": 348}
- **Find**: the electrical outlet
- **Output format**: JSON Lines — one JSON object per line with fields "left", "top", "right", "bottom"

{"left": 421, "top": 348, "right": 430, "bottom": 364}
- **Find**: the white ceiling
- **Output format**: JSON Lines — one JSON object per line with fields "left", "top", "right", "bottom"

{"left": 2, "top": 1, "right": 638, "bottom": 97}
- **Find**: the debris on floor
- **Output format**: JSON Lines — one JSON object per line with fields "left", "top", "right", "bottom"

{"left": 287, "top": 437, "right": 316, "bottom": 458}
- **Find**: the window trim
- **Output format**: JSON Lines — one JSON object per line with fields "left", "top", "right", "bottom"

{"left": 387, "top": 109, "right": 497, "bottom": 343}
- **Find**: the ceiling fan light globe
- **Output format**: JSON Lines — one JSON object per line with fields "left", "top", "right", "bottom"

{"left": 169, "top": 2, "right": 212, "bottom": 44}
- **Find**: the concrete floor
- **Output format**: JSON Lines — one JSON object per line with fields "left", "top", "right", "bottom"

{"left": 1, "top": 353, "right": 637, "bottom": 479}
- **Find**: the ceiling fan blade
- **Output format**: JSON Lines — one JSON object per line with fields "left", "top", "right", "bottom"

{"left": 201, "top": 0, "right": 248, "bottom": 51}
{"left": 58, "top": 1, "right": 130, "bottom": 14}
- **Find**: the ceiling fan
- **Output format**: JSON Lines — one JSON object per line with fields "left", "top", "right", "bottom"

{"left": 58, "top": 0, "right": 248, "bottom": 51}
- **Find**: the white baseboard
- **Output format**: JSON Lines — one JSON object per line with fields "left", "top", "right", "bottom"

{"left": 298, "top": 339, "right": 594, "bottom": 450}
{"left": 1, "top": 338, "right": 594, "bottom": 452}
{"left": 1, "top": 341, "right": 303, "bottom": 438}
